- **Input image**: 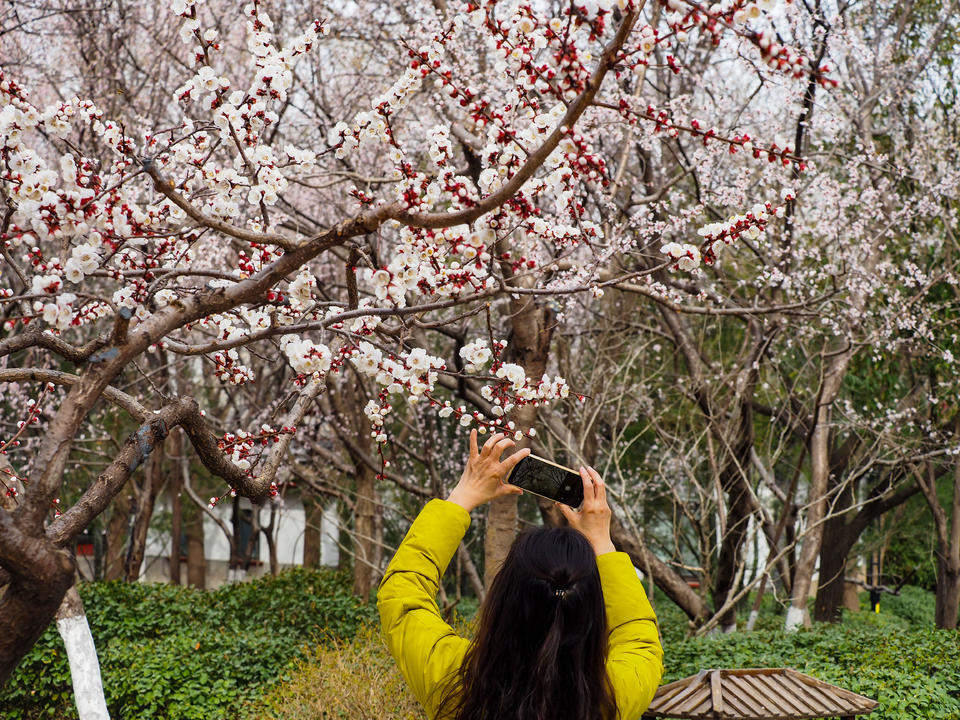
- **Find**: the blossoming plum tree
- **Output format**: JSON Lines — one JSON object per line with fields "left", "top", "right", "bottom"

{"left": 0, "top": 0, "right": 910, "bottom": 687}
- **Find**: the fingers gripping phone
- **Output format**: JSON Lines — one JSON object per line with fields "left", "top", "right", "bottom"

{"left": 506, "top": 454, "right": 584, "bottom": 508}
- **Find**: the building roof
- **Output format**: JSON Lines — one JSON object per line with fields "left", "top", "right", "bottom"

{"left": 643, "top": 668, "right": 879, "bottom": 719}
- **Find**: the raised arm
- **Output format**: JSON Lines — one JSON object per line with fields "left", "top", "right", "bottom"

{"left": 377, "top": 430, "right": 528, "bottom": 717}
{"left": 377, "top": 498, "right": 473, "bottom": 713}
{"left": 557, "top": 466, "right": 664, "bottom": 718}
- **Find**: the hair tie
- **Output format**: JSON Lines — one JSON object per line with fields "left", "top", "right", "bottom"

{"left": 554, "top": 586, "right": 568, "bottom": 600}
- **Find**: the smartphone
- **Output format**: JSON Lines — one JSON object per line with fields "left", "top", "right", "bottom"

{"left": 506, "top": 454, "right": 584, "bottom": 508}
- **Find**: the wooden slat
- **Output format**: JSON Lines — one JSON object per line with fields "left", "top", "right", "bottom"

{"left": 805, "top": 682, "right": 855, "bottom": 713}
{"left": 710, "top": 670, "right": 724, "bottom": 719}
{"left": 674, "top": 685, "right": 711, "bottom": 714}
{"left": 785, "top": 671, "right": 849, "bottom": 710}
{"left": 656, "top": 673, "right": 709, "bottom": 715}
{"left": 646, "top": 678, "right": 695, "bottom": 716}
{"left": 651, "top": 681, "right": 695, "bottom": 709}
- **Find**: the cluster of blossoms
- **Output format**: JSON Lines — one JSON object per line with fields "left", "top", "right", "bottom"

{"left": 63, "top": 242, "right": 101, "bottom": 284}
{"left": 327, "top": 34, "right": 444, "bottom": 162}
{"left": 661, "top": 243, "right": 702, "bottom": 271}
{"left": 213, "top": 350, "right": 257, "bottom": 385}
{"left": 356, "top": 344, "right": 447, "bottom": 442}
{"left": 0, "top": 384, "right": 55, "bottom": 499}
{"left": 40, "top": 293, "right": 77, "bottom": 331}
{"left": 657, "top": 190, "right": 791, "bottom": 273}
{"left": 280, "top": 336, "right": 333, "bottom": 376}
{"left": 659, "top": 0, "right": 837, "bottom": 86}
{"left": 172, "top": 1, "right": 328, "bottom": 215}
{"left": 287, "top": 268, "right": 317, "bottom": 312}
{"left": 693, "top": 190, "right": 793, "bottom": 266}
{"left": 0, "top": 76, "right": 172, "bottom": 335}
{"left": 216, "top": 424, "right": 296, "bottom": 473}
{"left": 435, "top": 365, "right": 572, "bottom": 441}
{"left": 362, "top": 224, "right": 500, "bottom": 307}
{"left": 459, "top": 339, "right": 493, "bottom": 373}
{"left": 615, "top": 99, "right": 805, "bottom": 173}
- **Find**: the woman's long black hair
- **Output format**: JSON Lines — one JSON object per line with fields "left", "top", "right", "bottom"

{"left": 436, "top": 526, "right": 618, "bottom": 720}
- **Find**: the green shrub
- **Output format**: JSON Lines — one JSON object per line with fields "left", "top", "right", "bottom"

{"left": 882, "top": 585, "right": 936, "bottom": 627}
{"left": 1, "top": 568, "right": 376, "bottom": 720}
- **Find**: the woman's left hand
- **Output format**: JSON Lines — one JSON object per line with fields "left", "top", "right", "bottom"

{"left": 446, "top": 430, "right": 529, "bottom": 512}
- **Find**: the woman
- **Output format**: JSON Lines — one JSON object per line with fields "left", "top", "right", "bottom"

{"left": 377, "top": 430, "right": 663, "bottom": 720}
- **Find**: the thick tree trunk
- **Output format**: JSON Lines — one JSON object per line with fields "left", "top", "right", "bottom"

{"left": 934, "top": 556, "right": 960, "bottom": 630}
{"left": 813, "top": 531, "right": 856, "bottom": 623}
{"left": 933, "top": 458, "right": 960, "bottom": 629}
{"left": 712, "top": 481, "right": 752, "bottom": 632}
{"left": 0, "top": 546, "right": 75, "bottom": 684}
{"left": 184, "top": 504, "right": 206, "bottom": 589}
{"left": 786, "top": 353, "right": 850, "bottom": 631}
{"left": 352, "top": 464, "right": 380, "bottom": 599}
{"left": 102, "top": 492, "right": 131, "bottom": 581}
{"left": 483, "top": 493, "right": 518, "bottom": 587}
{"left": 813, "top": 476, "right": 855, "bottom": 623}
{"left": 303, "top": 495, "right": 322, "bottom": 568}
{"left": 264, "top": 506, "right": 279, "bottom": 576}
{"left": 709, "top": 326, "right": 766, "bottom": 632}
{"left": 56, "top": 585, "right": 110, "bottom": 720}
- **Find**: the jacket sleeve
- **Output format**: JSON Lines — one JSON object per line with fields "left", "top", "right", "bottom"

{"left": 377, "top": 499, "right": 472, "bottom": 718}
{"left": 597, "top": 551, "right": 664, "bottom": 720}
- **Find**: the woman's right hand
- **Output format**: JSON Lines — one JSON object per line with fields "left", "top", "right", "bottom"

{"left": 556, "top": 466, "right": 616, "bottom": 556}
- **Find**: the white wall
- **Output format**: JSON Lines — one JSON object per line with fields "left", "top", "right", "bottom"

{"left": 262, "top": 496, "right": 305, "bottom": 566}
{"left": 203, "top": 500, "right": 234, "bottom": 563}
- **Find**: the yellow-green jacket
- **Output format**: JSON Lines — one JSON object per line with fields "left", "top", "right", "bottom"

{"left": 377, "top": 499, "right": 664, "bottom": 719}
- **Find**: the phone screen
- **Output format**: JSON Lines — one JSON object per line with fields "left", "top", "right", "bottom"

{"left": 507, "top": 454, "right": 584, "bottom": 508}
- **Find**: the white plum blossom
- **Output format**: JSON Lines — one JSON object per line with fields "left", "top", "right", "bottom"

{"left": 154, "top": 289, "right": 178, "bottom": 308}
{"left": 288, "top": 268, "right": 316, "bottom": 311}
{"left": 460, "top": 339, "right": 492, "bottom": 372}
{"left": 661, "top": 242, "right": 702, "bottom": 271}
{"left": 281, "top": 336, "right": 332, "bottom": 376}
{"left": 353, "top": 342, "right": 383, "bottom": 376}
{"left": 41, "top": 293, "right": 76, "bottom": 330}
{"left": 495, "top": 363, "right": 527, "bottom": 391}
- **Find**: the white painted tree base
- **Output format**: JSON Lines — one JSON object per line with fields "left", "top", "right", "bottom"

{"left": 784, "top": 605, "right": 806, "bottom": 632}
{"left": 57, "top": 615, "right": 110, "bottom": 720}
{"left": 745, "top": 609, "right": 759, "bottom": 632}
